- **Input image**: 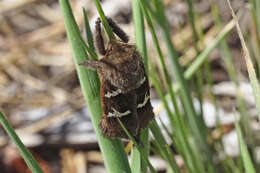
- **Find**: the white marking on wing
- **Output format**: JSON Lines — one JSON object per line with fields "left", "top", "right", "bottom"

{"left": 105, "top": 89, "right": 122, "bottom": 98}
{"left": 137, "top": 92, "right": 149, "bottom": 108}
{"left": 139, "top": 76, "right": 146, "bottom": 85}
{"left": 107, "top": 107, "right": 131, "bottom": 118}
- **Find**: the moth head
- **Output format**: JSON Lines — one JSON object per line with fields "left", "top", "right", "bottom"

{"left": 102, "top": 41, "right": 146, "bottom": 93}
{"left": 80, "top": 41, "right": 146, "bottom": 93}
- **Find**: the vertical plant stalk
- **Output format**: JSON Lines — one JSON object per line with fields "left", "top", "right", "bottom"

{"left": 139, "top": 2, "right": 195, "bottom": 172}
{"left": 131, "top": 1, "right": 149, "bottom": 172}
{"left": 0, "top": 111, "right": 43, "bottom": 173}
{"left": 83, "top": 8, "right": 97, "bottom": 58}
{"left": 226, "top": 0, "right": 260, "bottom": 120}
{"left": 150, "top": 0, "right": 210, "bottom": 158}
{"left": 117, "top": 118, "right": 157, "bottom": 173}
{"left": 59, "top": 1, "right": 131, "bottom": 173}
{"left": 140, "top": 0, "right": 181, "bottom": 119}
{"left": 255, "top": 0, "right": 260, "bottom": 39}
{"left": 133, "top": 0, "right": 148, "bottom": 70}
{"left": 149, "top": 62, "right": 197, "bottom": 172}
{"left": 93, "top": 0, "right": 115, "bottom": 40}
{"left": 235, "top": 121, "right": 256, "bottom": 173}
{"left": 186, "top": 0, "right": 204, "bottom": 116}
{"left": 226, "top": 0, "right": 258, "bottom": 172}
{"left": 212, "top": 1, "right": 255, "bottom": 157}
{"left": 248, "top": 0, "right": 260, "bottom": 77}
{"left": 149, "top": 120, "right": 182, "bottom": 173}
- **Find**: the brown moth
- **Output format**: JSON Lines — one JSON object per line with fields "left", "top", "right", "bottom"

{"left": 80, "top": 17, "right": 154, "bottom": 139}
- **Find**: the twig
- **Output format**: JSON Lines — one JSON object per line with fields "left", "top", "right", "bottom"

{"left": 226, "top": 0, "right": 260, "bottom": 119}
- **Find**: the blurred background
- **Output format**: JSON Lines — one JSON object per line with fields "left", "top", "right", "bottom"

{"left": 0, "top": 0, "right": 259, "bottom": 172}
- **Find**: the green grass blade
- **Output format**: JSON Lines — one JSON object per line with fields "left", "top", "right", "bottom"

{"left": 235, "top": 122, "right": 256, "bottom": 173}
{"left": 186, "top": 0, "right": 207, "bottom": 131}
{"left": 212, "top": 3, "right": 255, "bottom": 159}
{"left": 59, "top": 1, "right": 131, "bottom": 172}
{"left": 226, "top": 0, "right": 260, "bottom": 120}
{"left": 130, "top": 1, "right": 149, "bottom": 172}
{"left": 149, "top": 69, "right": 183, "bottom": 172}
{"left": 133, "top": 0, "right": 148, "bottom": 70}
{"left": 130, "top": 148, "right": 142, "bottom": 173}
{"left": 151, "top": 21, "right": 234, "bottom": 115}
{"left": 93, "top": 0, "right": 115, "bottom": 40}
{"left": 173, "top": 19, "right": 236, "bottom": 93}
{"left": 147, "top": 39, "right": 204, "bottom": 172}
{"left": 158, "top": 117, "right": 173, "bottom": 139}
{"left": 149, "top": 120, "right": 181, "bottom": 173}
{"left": 255, "top": 0, "right": 260, "bottom": 39}
{"left": 186, "top": 0, "right": 199, "bottom": 47}
{"left": 0, "top": 111, "right": 43, "bottom": 173}
{"left": 139, "top": 5, "right": 204, "bottom": 171}
{"left": 248, "top": 0, "right": 260, "bottom": 77}
{"left": 117, "top": 118, "right": 157, "bottom": 173}
{"left": 83, "top": 8, "right": 97, "bottom": 57}
{"left": 212, "top": 3, "right": 238, "bottom": 84}
{"left": 149, "top": 0, "right": 210, "bottom": 159}
{"left": 139, "top": 0, "right": 181, "bottom": 118}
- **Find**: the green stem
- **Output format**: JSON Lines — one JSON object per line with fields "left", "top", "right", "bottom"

{"left": 59, "top": 1, "right": 131, "bottom": 172}
{"left": 93, "top": 0, "right": 115, "bottom": 40}
{"left": 0, "top": 111, "right": 43, "bottom": 173}
{"left": 131, "top": 1, "right": 149, "bottom": 172}
{"left": 117, "top": 118, "right": 157, "bottom": 173}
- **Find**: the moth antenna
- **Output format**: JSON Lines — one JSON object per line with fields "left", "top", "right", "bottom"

{"left": 79, "top": 59, "right": 101, "bottom": 71}
{"left": 95, "top": 18, "right": 106, "bottom": 55}
{"left": 107, "top": 17, "right": 129, "bottom": 43}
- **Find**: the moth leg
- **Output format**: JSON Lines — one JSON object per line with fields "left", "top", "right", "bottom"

{"left": 80, "top": 59, "right": 115, "bottom": 75}
{"left": 107, "top": 17, "right": 129, "bottom": 43}
{"left": 79, "top": 59, "right": 102, "bottom": 71}
{"left": 95, "top": 18, "right": 106, "bottom": 55}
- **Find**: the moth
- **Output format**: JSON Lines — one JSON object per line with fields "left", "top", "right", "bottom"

{"left": 80, "top": 17, "right": 154, "bottom": 139}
